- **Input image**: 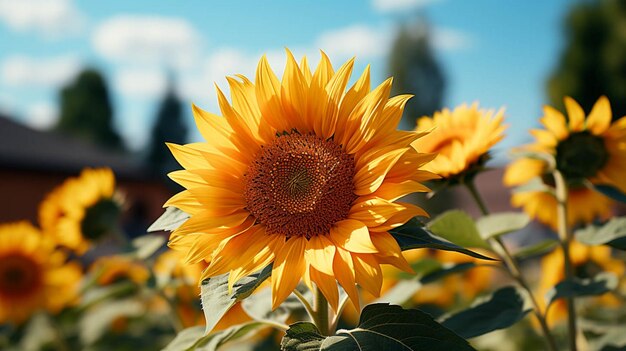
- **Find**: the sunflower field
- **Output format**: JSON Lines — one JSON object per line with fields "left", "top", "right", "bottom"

{"left": 2, "top": 47, "right": 626, "bottom": 351}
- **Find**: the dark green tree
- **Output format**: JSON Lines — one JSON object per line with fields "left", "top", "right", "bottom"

{"left": 547, "top": 0, "right": 626, "bottom": 121}
{"left": 146, "top": 82, "right": 187, "bottom": 181}
{"left": 388, "top": 20, "right": 446, "bottom": 130}
{"left": 57, "top": 69, "right": 125, "bottom": 150}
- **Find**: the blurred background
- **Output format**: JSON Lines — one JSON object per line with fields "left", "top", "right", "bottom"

{"left": 1, "top": 0, "right": 626, "bottom": 226}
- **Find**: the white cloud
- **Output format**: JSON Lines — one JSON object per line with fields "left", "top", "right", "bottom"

{"left": 372, "top": 0, "right": 442, "bottom": 13}
{"left": 114, "top": 68, "right": 167, "bottom": 98}
{"left": 316, "top": 25, "right": 390, "bottom": 60}
{"left": 0, "top": 54, "right": 81, "bottom": 88}
{"left": 92, "top": 15, "right": 202, "bottom": 69}
{"left": 432, "top": 27, "right": 473, "bottom": 51}
{"left": 0, "top": 0, "right": 84, "bottom": 38}
{"left": 27, "top": 101, "right": 57, "bottom": 130}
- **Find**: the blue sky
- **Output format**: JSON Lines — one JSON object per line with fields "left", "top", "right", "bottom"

{"left": 0, "top": 0, "right": 572, "bottom": 160}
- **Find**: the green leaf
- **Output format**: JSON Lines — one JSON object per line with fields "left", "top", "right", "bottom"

{"left": 593, "top": 184, "right": 626, "bottom": 204}
{"left": 390, "top": 222, "right": 496, "bottom": 261}
{"left": 282, "top": 304, "right": 475, "bottom": 351}
{"left": 79, "top": 299, "right": 144, "bottom": 345}
{"left": 421, "top": 262, "right": 477, "bottom": 284}
{"left": 131, "top": 234, "right": 166, "bottom": 259}
{"left": 476, "top": 212, "right": 530, "bottom": 239}
{"left": 232, "top": 264, "right": 272, "bottom": 300}
{"left": 281, "top": 322, "right": 326, "bottom": 351}
{"left": 441, "top": 286, "right": 530, "bottom": 339}
{"left": 201, "top": 266, "right": 271, "bottom": 333}
{"left": 512, "top": 177, "right": 554, "bottom": 195}
{"left": 546, "top": 272, "right": 618, "bottom": 308}
{"left": 162, "top": 326, "right": 205, "bottom": 351}
{"left": 427, "top": 210, "right": 491, "bottom": 249}
{"left": 590, "top": 327, "right": 626, "bottom": 351}
{"left": 509, "top": 150, "right": 556, "bottom": 170}
{"left": 163, "top": 323, "right": 264, "bottom": 351}
{"left": 147, "top": 206, "right": 189, "bottom": 232}
{"left": 513, "top": 239, "right": 558, "bottom": 259}
{"left": 576, "top": 217, "right": 626, "bottom": 250}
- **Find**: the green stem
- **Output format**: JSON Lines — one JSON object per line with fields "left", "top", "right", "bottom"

{"left": 330, "top": 294, "right": 350, "bottom": 332}
{"left": 314, "top": 287, "right": 330, "bottom": 336}
{"left": 553, "top": 170, "right": 578, "bottom": 351}
{"left": 465, "top": 181, "right": 558, "bottom": 351}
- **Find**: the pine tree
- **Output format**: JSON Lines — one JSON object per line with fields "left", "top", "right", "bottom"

{"left": 57, "top": 69, "right": 125, "bottom": 151}
{"left": 146, "top": 83, "right": 187, "bottom": 181}
{"left": 547, "top": 0, "right": 626, "bottom": 120}
{"left": 388, "top": 19, "right": 446, "bottom": 129}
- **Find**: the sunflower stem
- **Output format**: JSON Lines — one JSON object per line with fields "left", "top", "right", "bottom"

{"left": 553, "top": 170, "right": 578, "bottom": 351}
{"left": 465, "top": 181, "right": 559, "bottom": 351}
{"left": 314, "top": 287, "right": 331, "bottom": 336}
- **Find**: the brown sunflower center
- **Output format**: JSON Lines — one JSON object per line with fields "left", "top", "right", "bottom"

{"left": 244, "top": 133, "right": 357, "bottom": 239}
{"left": 81, "top": 198, "right": 121, "bottom": 241}
{"left": 556, "top": 131, "right": 608, "bottom": 181}
{"left": 0, "top": 253, "right": 43, "bottom": 300}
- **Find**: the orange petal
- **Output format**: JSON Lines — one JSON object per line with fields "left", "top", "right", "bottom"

{"left": 271, "top": 237, "right": 306, "bottom": 309}
{"left": 330, "top": 219, "right": 378, "bottom": 253}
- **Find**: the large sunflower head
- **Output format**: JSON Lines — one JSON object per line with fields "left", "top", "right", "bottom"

{"left": 537, "top": 240, "right": 625, "bottom": 326}
{"left": 519, "top": 96, "right": 626, "bottom": 190}
{"left": 165, "top": 50, "right": 438, "bottom": 311}
{"left": 0, "top": 221, "right": 82, "bottom": 324}
{"left": 411, "top": 103, "right": 506, "bottom": 181}
{"left": 504, "top": 96, "right": 626, "bottom": 228}
{"left": 39, "top": 168, "right": 120, "bottom": 253}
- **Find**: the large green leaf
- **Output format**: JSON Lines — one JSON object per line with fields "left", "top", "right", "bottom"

{"left": 147, "top": 206, "right": 189, "bottom": 232}
{"left": 475, "top": 212, "right": 530, "bottom": 239}
{"left": 593, "top": 184, "right": 626, "bottom": 204}
{"left": 576, "top": 217, "right": 626, "bottom": 250}
{"left": 546, "top": 272, "right": 618, "bottom": 309}
{"left": 201, "top": 266, "right": 272, "bottom": 333}
{"left": 131, "top": 233, "right": 166, "bottom": 259}
{"left": 390, "top": 221, "right": 496, "bottom": 261}
{"left": 427, "top": 210, "right": 491, "bottom": 249}
{"left": 441, "top": 286, "right": 530, "bottom": 339}
{"left": 281, "top": 304, "right": 475, "bottom": 351}
{"left": 281, "top": 322, "right": 326, "bottom": 351}
{"left": 163, "top": 323, "right": 264, "bottom": 351}
{"left": 513, "top": 239, "right": 558, "bottom": 259}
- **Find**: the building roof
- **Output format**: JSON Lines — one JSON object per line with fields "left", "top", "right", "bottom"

{"left": 0, "top": 115, "right": 148, "bottom": 179}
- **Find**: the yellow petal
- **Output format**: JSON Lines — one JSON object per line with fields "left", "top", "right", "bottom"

{"left": 332, "top": 247, "right": 359, "bottom": 311}
{"left": 330, "top": 219, "right": 378, "bottom": 253}
{"left": 352, "top": 253, "right": 382, "bottom": 297}
{"left": 586, "top": 96, "right": 612, "bottom": 135}
{"left": 354, "top": 147, "right": 408, "bottom": 195}
{"left": 271, "top": 237, "right": 306, "bottom": 309}
{"left": 541, "top": 106, "right": 569, "bottom": 139}
{"left": 563, "top": 97, "right": 585, "bottom": 132}
{"left": 304, "top": 235, "right": 336, "bottom": 275}
{"left": 310, "top": 267, "right": 339, "bottom": 311}
{"left": 503, "top": 158, "right": 545, "bottom": 186}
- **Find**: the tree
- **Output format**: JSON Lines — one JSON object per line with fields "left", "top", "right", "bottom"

{"left": 57, "top": 69, "right": 125, "bottom": 151}
{"left": 547, "top": 0, "right": 626, "bottom": 121}
{"left": 388, "top": 19, "right": 446, "bottom": 130}
{"left": 146, "top": 82, "right": 187, "bottom": 182}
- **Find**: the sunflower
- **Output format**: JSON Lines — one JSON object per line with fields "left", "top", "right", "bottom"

{"left": 0, "top": 221, "right": 81, "bottom": 324}
{"left": 412, "top": 103, "right": 506, "bottom": 181}
{"left": 39, "top": 168, "right": 120, "bottom": 253}
{"left": 89, "top": 256, "right": 149, "bottom": 286}
{"left": 165, "top": 50, "right": 438, "bottom": 311}
{"left": 504, "top": 96, "right": 626, "bottom": 228}
{"left": 537, "top": 240, "right": 625, "bottom": 326}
